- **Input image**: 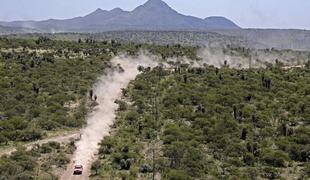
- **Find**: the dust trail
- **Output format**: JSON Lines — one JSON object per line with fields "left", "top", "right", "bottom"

{"left": 197, "top": 47, "right": 266, "bottom": 68}
{"left": 71, "top": 54, "right": 157, "bottom": 170}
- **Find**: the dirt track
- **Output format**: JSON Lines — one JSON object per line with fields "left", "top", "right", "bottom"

{"left": 61, "top": 161, "right": 90, "bottom": 180}
{"left": 0, "top": 132, "right": 80, "bottom": 157}
{"left": 60, "top": 55, "right": 157, "bottom": 180}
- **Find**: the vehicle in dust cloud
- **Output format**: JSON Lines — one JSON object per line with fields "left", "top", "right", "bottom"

{"left": 73, "top": 165, "right": 83, "bottom": 175}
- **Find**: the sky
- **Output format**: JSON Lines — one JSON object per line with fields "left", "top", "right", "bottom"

{"left": 0, "top": 0, "right": 309, "bottom": 29}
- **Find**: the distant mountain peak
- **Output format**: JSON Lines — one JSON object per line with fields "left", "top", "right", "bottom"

{"left": 87, "top": 8, "right": 107, "bottom": 16}
{"left": 94, "top": 8, "right": 104, "bottom": 13}
{"left": 131, "top": 0, "right": 175, "bottom": 16}
{"left": 145, "top": 0, "right": 167, "bottom": 5}
{"left": 89, "top": 7, "right": 124, "bottom": 16}
{"left": 110, "top": 8, "right": 124, "bottom": 12}
{"left": 141, "top": 0, "right": 171, "bottom": 9}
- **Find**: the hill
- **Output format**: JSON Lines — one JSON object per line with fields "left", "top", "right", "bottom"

{"left": 0, "top": 25, "right": 38, "bottom": 35}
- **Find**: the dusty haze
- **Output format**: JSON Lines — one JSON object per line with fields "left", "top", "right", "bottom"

{"left": 197, "top": 47, "right": 308, "bottom": 68}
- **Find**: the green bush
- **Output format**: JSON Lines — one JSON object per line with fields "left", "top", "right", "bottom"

{"left": 166, "top": 169, "right": 191, "bottom": 180}
{"left": 262, "top": 150, "right": 289, "bottom": 167}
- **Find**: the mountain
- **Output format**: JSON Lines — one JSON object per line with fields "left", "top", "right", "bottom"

{"left": 0, "top": 25, "right": 39, "bottom": 35}
{"left": 0, "top": 0, "right": 240, "bottom": 32}
{"left": 106, "top": 0, "right": 210, "bottom": 31}
{"left": 205, "top": 16, "right": 240, "bottom": 29}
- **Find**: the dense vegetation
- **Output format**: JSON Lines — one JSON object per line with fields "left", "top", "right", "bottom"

{"left": 0, "top": 37, "right": 309, "bottom": 179}
{"left": 0, "top": 37, "right": 198, "bottom": 145}
{"left": 0, "top": 141, "right": 75, "bottom": 179}
{"left": 0, "top": 37, "right": 112, "bottom": 144}
{"left": 0, "top": 37, "right": 200, "bottom": 179}
{"left": 93, "top": 63, "right": 310, "bottom": 179}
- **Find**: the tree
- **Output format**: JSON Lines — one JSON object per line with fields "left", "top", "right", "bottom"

{"left": 120, "top": 159, "right": 131, "bottom": 170}
{"left": 241, "top": 128, "right": 248, "bottom": 140}
{"left": 244, "top": 152, "right": 255, "bottom": 166}
{"left": 262, "top": 167, "right": 280, "bottom": 179}
{"left": 0, "top": 134, "right": 8, "bottom": 145}
{"left": 262, "top": 150, "right": 289, "bottom": 167}
{"left": 303, "top": 162, "right": 310, "bottom": 177}
{"left": 166, "top": 170, "right": 190, "bottom": 180}
{"left": 89, "top": 89, "right": 94, "bottom": 100}
{"left": 139, "top": 164, "right": 152, "bottom": 173}
{"left": 91, "top": 160, "right": 102, "bottom": 175}
{"left": 164, "top": 142, "right": 186, "bottom": 169}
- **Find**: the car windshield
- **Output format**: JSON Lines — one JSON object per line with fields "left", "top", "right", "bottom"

{"left": 75, "top": 166, "right": 82, "bottom": 169}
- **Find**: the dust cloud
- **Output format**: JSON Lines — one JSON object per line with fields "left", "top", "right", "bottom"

{"left": 72, "top": 54, "right": 157, "bottom": 168}
{"left": 197, "top": 47, "right": 308, "bottom": 69}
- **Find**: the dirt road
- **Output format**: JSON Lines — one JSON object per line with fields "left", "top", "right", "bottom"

{"left": 0, "top": 132, "right": 80, "bottom": 157}
{"left": 61, "top": 55, "right": 157, "bottom": 180}
{"left": 61, "top": 161, "right": 90, "bottom": 180}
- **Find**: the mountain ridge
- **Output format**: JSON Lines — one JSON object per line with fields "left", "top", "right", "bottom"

{"left": 0, "top": 0, "right": 241, "bottom": 32}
